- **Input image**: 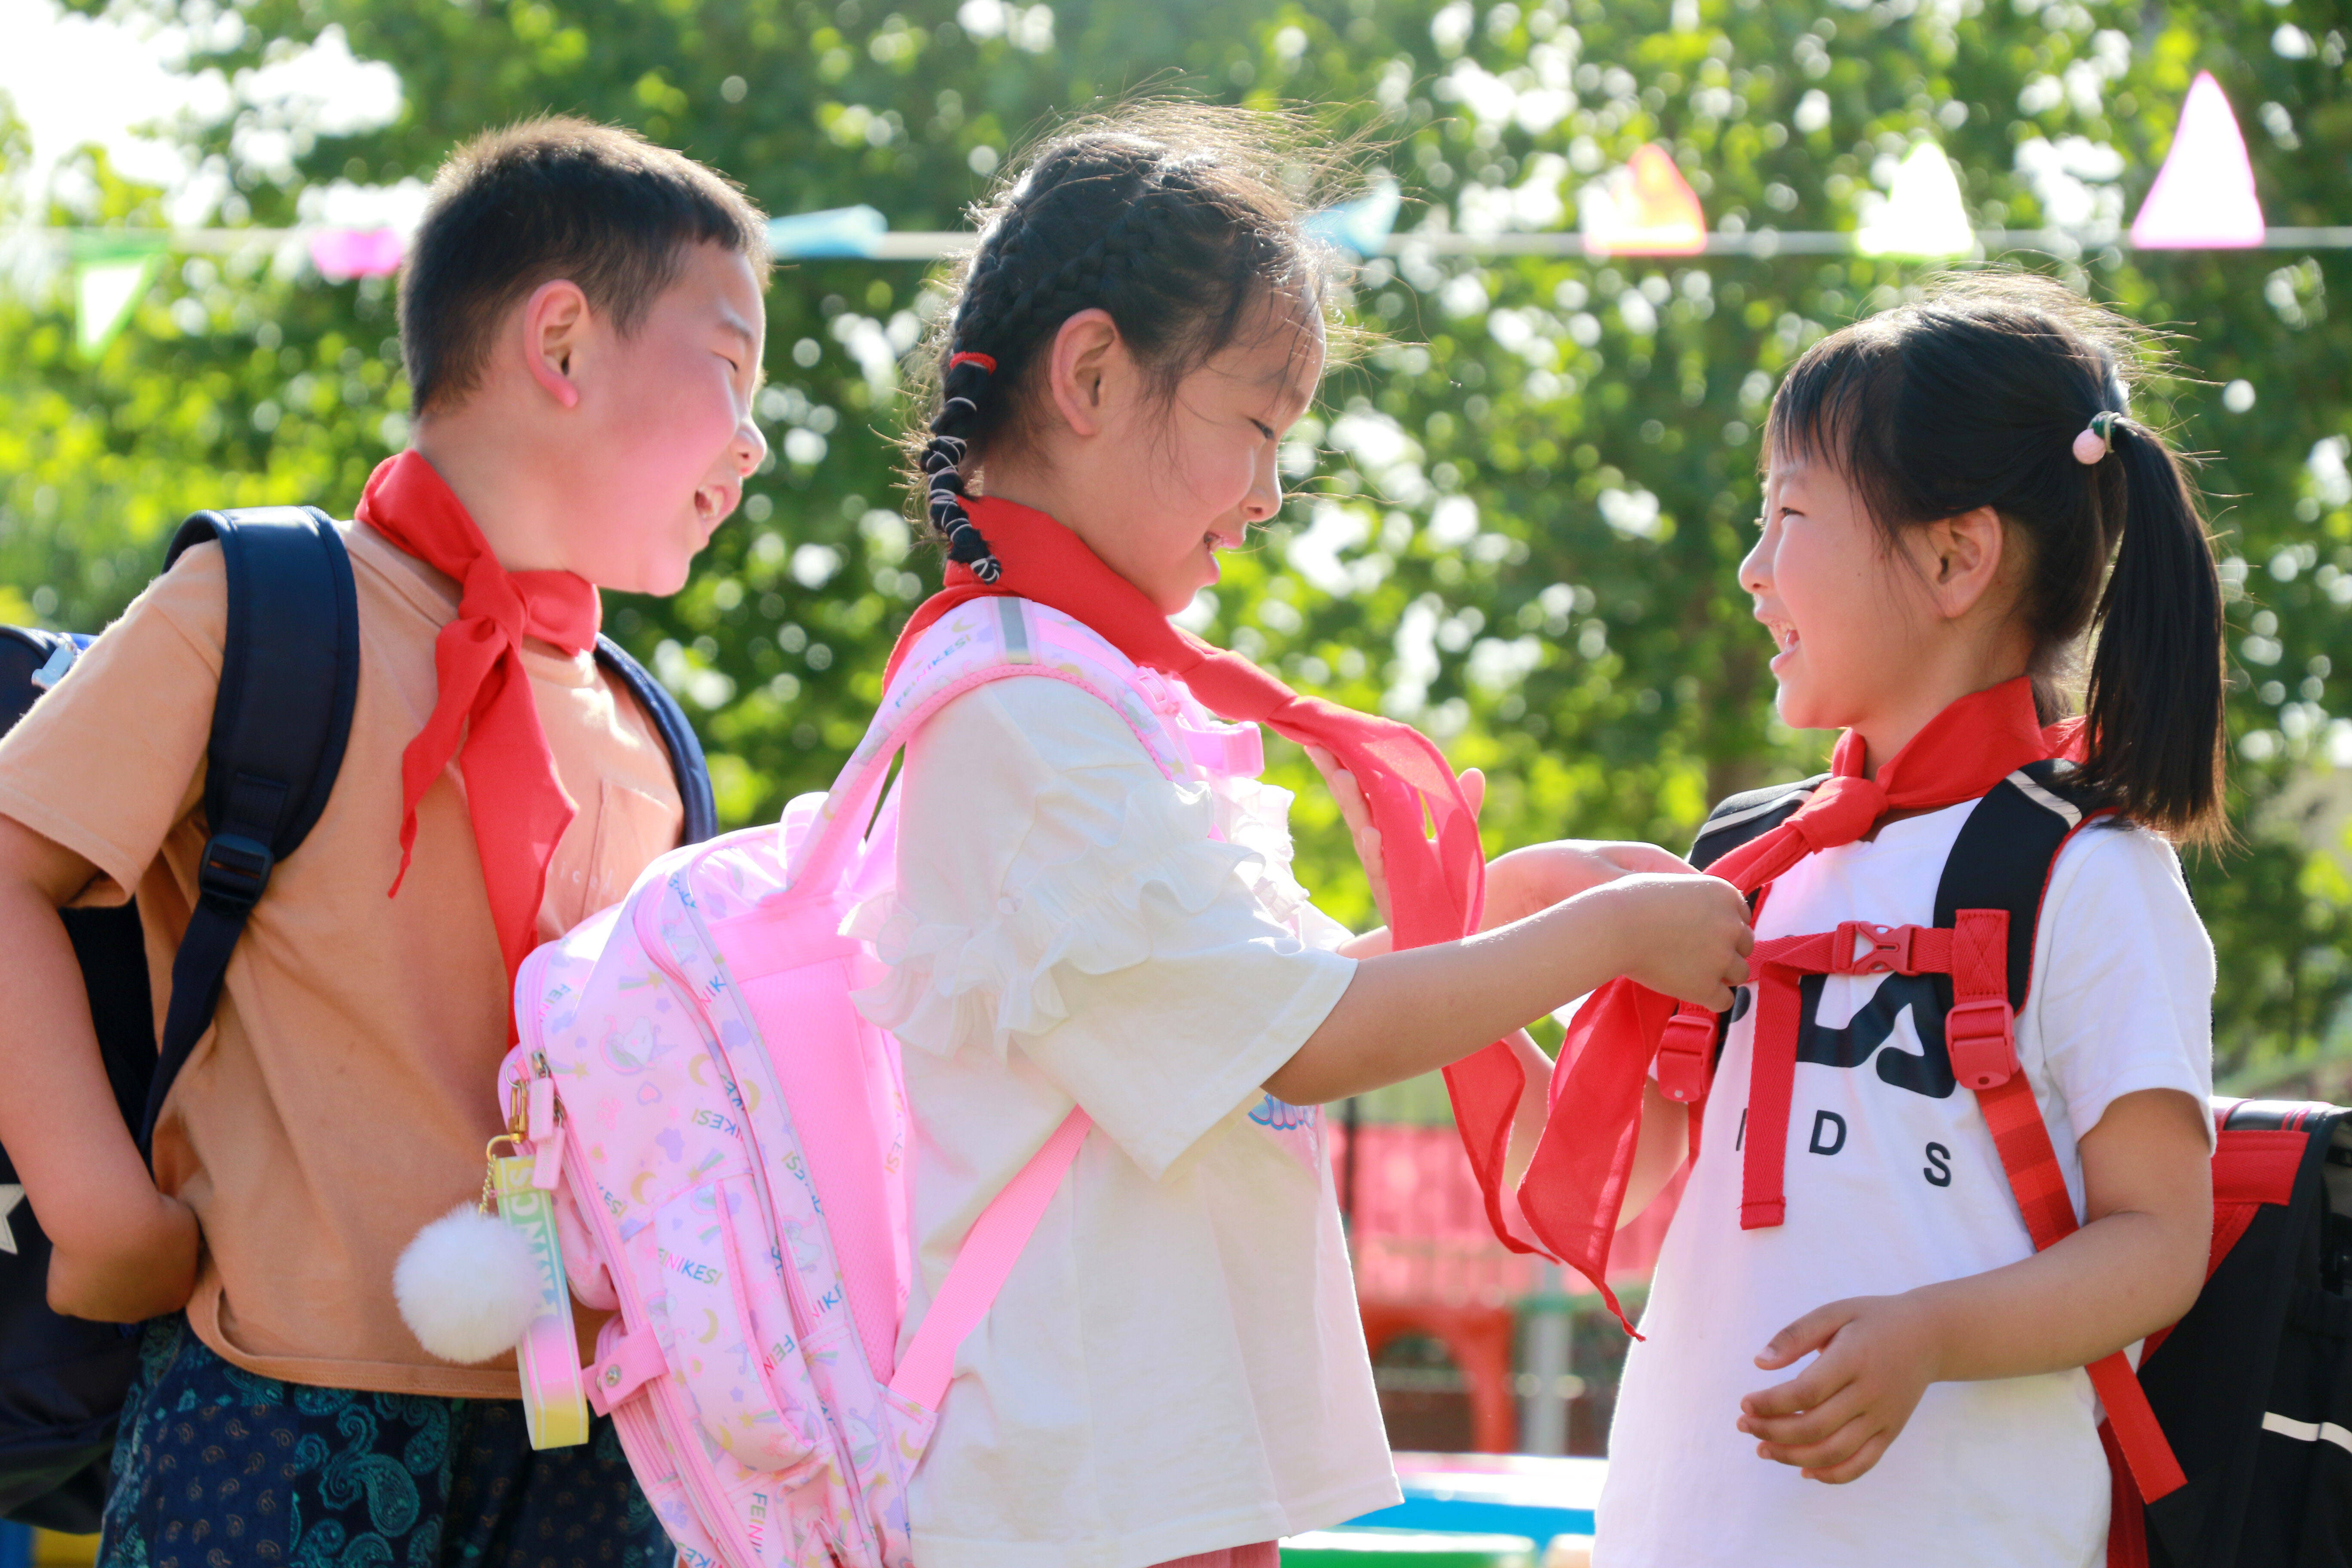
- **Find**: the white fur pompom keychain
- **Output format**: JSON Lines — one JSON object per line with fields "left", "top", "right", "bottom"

{"left": 394, "top": 1201, "right": 544, "bottom": 1364}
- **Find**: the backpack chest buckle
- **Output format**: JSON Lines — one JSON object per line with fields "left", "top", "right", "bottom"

{"left": 1831, "top": 920, "right": 1918, "bottom": 975}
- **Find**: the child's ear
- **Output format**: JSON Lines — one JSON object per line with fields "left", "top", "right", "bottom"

{"left": 1926, "top": 505, "right": 2006, "bottom": 620}
{"left": 521, "top": 279, "right": 590, "bottom": 410}
{"left": 1044, "top": 308, "right": 1124, "bottom": 438}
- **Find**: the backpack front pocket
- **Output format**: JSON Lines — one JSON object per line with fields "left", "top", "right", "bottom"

{"left": 648, "top": 1173, "right": 834, "bottom": 1485}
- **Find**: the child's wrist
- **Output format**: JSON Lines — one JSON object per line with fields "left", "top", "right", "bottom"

{"left": 1894, "top": 1284, "right": 1961, "bottom": 1385}
{"left": 38, "top": 1168, "right": 170, "bottom": 1255}
{"left": 1543, "top": 882, "right": 1630, "bottom": 987}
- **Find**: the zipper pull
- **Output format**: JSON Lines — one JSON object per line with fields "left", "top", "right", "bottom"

{"left": 527, "top": 1070, "right": 565, "bottom": 1189}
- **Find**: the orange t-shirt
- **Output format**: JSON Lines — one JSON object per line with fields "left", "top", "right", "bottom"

{"left": 0, "top": 522, "right": 684, "bottom": 1396}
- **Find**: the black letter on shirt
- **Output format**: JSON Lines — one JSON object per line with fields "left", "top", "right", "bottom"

{"left": 1796, "top": 972, "right": 1957, "bottom": 1099}
{"left": 1924, "top": 1142, "right": 1952, "bottom": 1187}
{"left": 1734, "top": 1109, "right": 1747, "bottom": 1151}
{"left": 1808, "top": 1109, "right": 1847, "bottom": 1156}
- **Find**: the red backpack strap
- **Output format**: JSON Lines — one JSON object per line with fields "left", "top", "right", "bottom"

{"left": 1933, "top": 769, "right": 2187, "bottom": 1515}
{"left": 1962, "top": 928, "right": 2185, "bottom": 1504}
{"left": 1668, "top": 783, "right": 1828, "bottom": 1161}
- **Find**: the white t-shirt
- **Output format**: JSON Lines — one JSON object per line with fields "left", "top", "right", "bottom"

{"left": 850, "top": 674, "right": 1399, "bottom": 1568}
{"left": 1597, "top": 801, "right": 2214, "bottom": 1568}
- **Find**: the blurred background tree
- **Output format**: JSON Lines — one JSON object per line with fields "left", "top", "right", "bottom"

{"left": 5, "top": 0, "right": 2352, "bottom": 1089}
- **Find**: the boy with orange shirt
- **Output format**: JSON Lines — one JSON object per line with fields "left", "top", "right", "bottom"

{"left": 0, "top": 118, "right": 768, "bottom": 1564}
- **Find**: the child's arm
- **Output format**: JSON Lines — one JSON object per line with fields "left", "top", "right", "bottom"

{"left": 1736, "top": 1086, "right": 2210, "bottom": 1483}
{"left": 1264, "top": 870, "right": 1752, "bottom": 1105}
{"left": 1621, "top": 1080, "right": 1690, "bottom": 1226}
{"left": 1304, "top": 744, "right": 1696, "bottom": 950}
{"left": 0, "top": 814, "right": 199, "bottom": 1322}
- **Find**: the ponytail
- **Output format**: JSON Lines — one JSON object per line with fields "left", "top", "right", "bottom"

{"left": 1767, "top": 272, "right": 2232, "bottom": 847}
{"left": 2076, "top": 417, "right": 2229, "bottom": 843}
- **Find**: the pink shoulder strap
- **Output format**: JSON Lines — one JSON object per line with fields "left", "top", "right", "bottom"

{"left": 789, "top": 596, "right": 1177, "bottom": 897}
{"left": 888, "top": 1106, "right": 1091, "bottom": 1412}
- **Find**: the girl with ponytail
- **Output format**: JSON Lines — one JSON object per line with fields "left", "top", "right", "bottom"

{"left": 862, "top": 105, "right": 1752, "bottom": 1567}
{"left": 1462, "top": 273, "right": 2226, "bottom": 1567}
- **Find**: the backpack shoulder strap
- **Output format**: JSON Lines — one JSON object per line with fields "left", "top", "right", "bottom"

{"left": 1931, "top": 759, "right": 2095, "bottom": 1011}
{"left": 593, "top": 636, "right": 717, "bottom": 847}
{"left": 789, "top": 596, "right": 1185, "bottom": 896}
{"left": 1690, "top": 773, "right": 1829, "bottom": 871}
{"left": 1930, "top": 762, "right": 2187, "bottom": 1509}
{"left": 144, "top": 507, "right": 359, "bottom": 1147}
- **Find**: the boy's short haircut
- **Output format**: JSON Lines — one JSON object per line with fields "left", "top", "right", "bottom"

{"left": 399, "top": 116, "right": 771, "bottom": 414}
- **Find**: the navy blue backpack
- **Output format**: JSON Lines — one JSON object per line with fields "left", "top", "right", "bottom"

{"left": 0, "top": 507, "right": 715, "bottom": 1531}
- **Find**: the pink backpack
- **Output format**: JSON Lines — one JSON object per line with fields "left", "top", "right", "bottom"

{"left": 496, "top": 597, "right": 1266, "bottom": 1568}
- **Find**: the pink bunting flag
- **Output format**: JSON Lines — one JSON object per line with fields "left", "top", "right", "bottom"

{"left": 309, "top": 227, "right": 407, "bottom": 281}
{"left": 2131, "top": 71, "right": 2265, "bottom": 249}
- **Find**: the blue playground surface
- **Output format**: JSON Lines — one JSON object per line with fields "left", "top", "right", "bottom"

{"left": 1343, "top": 1453, "right": 1603, "bottom": 1542}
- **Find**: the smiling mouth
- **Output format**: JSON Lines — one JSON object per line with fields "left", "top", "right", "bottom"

{"left": 694, "top": 483, "right": 736, "bottom": 526}
{"left": 1769, "top": 622, "right": 1799, "bottom": 655}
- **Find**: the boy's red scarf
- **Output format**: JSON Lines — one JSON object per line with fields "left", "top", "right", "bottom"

{"left": 355, "top": 450, "right": 602, "bottom": 978}
{"left": 887, "top": 496, "right": 1520, "bottom": 1090}
{"left": 1455, "top": 676, "right": 2079, "bottom": 1329}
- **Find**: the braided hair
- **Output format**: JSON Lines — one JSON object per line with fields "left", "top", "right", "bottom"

{"left": 907, "top": 106, "right": 1352, "bottom": 579}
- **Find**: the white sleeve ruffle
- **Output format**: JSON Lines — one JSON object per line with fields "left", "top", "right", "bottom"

{"left": 846, "top": 772, "right": 1271, "bottom": 1061}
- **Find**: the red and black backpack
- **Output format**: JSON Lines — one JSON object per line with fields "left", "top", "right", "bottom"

{"left": 1686, "top": 761, "right": 2352, "bottom": 1568}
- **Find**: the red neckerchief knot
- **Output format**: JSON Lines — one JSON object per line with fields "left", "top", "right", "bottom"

{"left": 355, "top": 451, "right": 602, "bottom": 979}
{"left": 1445, "top": 675, "right": 2073, "bottom": 1331}
{"left": 885, "top": 493, "right": 1491, "bottom": 956}
{"left": 1785, "top": 769, "right": 1885, "bottom": 851}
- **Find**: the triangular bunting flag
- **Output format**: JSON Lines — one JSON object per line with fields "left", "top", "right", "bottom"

{"left": 72, "top": 236, "right": 168, "bottom": 358}
{"left": 1306, "top": 177, "right": 1402, "bottom": 258}
{"left": 767, "top": 205, "right": 887, "bottom": 259}
{"left": 2131, "top": 71, "right": 2265, "bottom": 249}
{"left": 1856, "top": 141, "right": 1974, "bottom": 258}
{"left": 309, "top": 227, "right": 406, "bottom": 281}
{"left": 1580, "top": 144, "right": 1706, "bottom": 255}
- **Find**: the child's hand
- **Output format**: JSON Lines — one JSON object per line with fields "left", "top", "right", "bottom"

{"left": 1737, "top": 1293, "right": 1942, "bottom": 1483}
{"left": 1586, "top": 873, "right": 1752, "bottom": 1008}
{"left": 1304, "top": 745, "right": 1484, "bottom": 932}
{"left": 48, "top": 1189, "right": 200, "bottom": 1323}
{"left": 1482, "top": 840, "right": 1699, "bottom": 931}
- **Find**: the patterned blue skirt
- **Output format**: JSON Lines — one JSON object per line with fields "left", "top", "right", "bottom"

{"left": 98, "top": 1317, "right": 674, "bottom": 1568}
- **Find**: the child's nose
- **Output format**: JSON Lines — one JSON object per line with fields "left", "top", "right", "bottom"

{"left": 733, "top": 414, "right": 769, "bottom": 478}
{"left": 1241, "top": 445, "right": 1282, "bottom": 524}
{"left": 1737, "top": 528, "right": 1772, "bottom": 597}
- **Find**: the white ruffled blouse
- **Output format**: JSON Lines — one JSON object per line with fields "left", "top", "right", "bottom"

{"left": 854, "top": 672, "right": 1396, "bottom": 1568}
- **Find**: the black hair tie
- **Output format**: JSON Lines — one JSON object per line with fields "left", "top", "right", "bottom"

{"left": 925, "top": 348, "right": 1003, "bottom": 582}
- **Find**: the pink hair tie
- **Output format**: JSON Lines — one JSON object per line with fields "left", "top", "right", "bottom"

{"left": 2073, "top": 410, "right": 2118, "bottom": 465}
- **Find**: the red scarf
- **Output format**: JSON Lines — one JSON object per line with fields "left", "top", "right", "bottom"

{"left": 887, "top": 492, "right": 1496, "bottom": 961}
{"left": 1450, "top": 676, "right": 2077, "bottom": 1329}
{"left": 355, "top": 451, "right": 602, "bottom": 979}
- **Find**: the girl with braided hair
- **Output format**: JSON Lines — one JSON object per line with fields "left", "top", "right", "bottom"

{"left": 854, "top": 105, "right": 1751, "bottom": 1566}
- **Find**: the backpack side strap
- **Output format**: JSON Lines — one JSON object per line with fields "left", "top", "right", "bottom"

{"left": 142, "top": 509, "right": 359, "bottom": 1150}
{"left": 592, "top": 635, "right": 718, "bottom": 847}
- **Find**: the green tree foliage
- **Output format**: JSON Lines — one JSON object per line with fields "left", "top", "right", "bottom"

{"left": 8, "top": 0, "right": 2352, "bottom": 1081}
